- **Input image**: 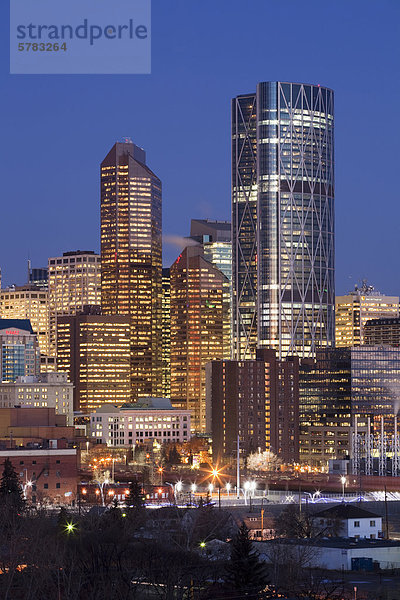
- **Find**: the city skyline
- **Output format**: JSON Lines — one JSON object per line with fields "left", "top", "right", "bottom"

{"left": 1, "top": 1, "right": 399, "bottom": 296}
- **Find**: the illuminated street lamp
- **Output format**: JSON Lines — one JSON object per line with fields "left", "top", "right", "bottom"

{"left": 191, "top": 483, "right": 197, "bottom": 493}
{"left": 158, "top": 466, "right": 164, "bottom": 485}
{"left": 64, "top": 521, "right": 76, "bottom": 535}
{"left": 341, "top": 476, "right": 347, "bottom": 499}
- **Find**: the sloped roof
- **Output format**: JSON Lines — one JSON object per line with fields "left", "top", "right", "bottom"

{"left": 315, "top": 504, "right": 380, "bottom": 520}
{"left": 0, "top": 319, "right": 34, "bottom": 334}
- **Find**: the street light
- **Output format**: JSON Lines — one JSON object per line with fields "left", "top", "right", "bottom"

{"left": 158, "top": 466, "right": 164, "bottom": 485}
{"left": 341, "top": 476, "right": 347, "bottom": 500}
{"left": 191, "top": 483, "right": 197, "bottom": 493}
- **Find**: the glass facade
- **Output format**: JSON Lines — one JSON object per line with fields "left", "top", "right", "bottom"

{"left": 170, "top": 246, "right": 230, "bottom": 433}
{"left": 161, "top": 268, "right": 171, "bottom": 398}
{"left": 299, "top": 346, "right": 400, "bottom": 466}
{"left": 101, "top": 142, "right": 163, "bottom": 400}
{"left": 203, "top": 241, "right": 232, "bottom": 282}
{"left": 232, "top": 82, "right": 335, "bottom": 359}
{"left": 0, "top": 324, "right": 40, "bottom": 383}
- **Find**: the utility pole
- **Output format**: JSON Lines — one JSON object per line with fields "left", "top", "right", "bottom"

{"left": 384, "top": 485, "right": 389, "bottom": 539}
{"left": 236, "top": 435, "right": 240, "bottom": 499}
{"left": 299, "top": 484, "right": 302, "bottom": 515}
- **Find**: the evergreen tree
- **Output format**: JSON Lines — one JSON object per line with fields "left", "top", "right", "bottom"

{"left": 0, "top": 458, "right": 25, "bottom": 513}
{"left": 57, "top": 506, "right": 70, "bottom": 532}
{"left": 168, "top": 445, "right": 181, "bottom": 465}
{"left": 126, "top": 480, "right": 145, "bottom": 510}
{"left": 225, "top": 522, "right": 269, "bottom": 598}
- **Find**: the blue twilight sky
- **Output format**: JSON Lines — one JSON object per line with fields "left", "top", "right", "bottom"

{"left": 0, "top": 0, "right": 399, "bottom": 294}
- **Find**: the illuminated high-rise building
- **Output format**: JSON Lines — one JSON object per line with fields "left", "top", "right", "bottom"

{"left": 170, "top": 246, "right": 230, "bottom": 433}
{"left": 190, "top": 219, "right": 232, "bottom": 282}
{"left": 56, "top": 309, "right": 131, "bottom": 412}
{"left": 101, "top": 140, "right": 162, "bottom": 399}
{"left": 27, "top": 261, "right": 48, "bottom": 289}
{"left": 0, "top": 319, "right": 40, "bottom": 383}
{"left": 335, "top": 282, "right": 399, "bottom": 347}
{"left": 232, "top": 82, "right": 335, "bottom": 360}
{"left": 48, "top": 251, "right": 101, "bottom": 355}
{"left": 161, "top": 268, "right": 171, "bottom": 398}
{"left": 0, "top": 286, "right": 49, "bottom": 356}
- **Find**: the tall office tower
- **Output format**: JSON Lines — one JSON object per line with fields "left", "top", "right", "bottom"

{"left": 56, "top": 309, "right": 131, "bottom": 412}
{"left": 190, "top": 219, "right": 233, "bottom": 357}
{"left": 48, "top": 251, "right": 101, "bottom": 356}
{"left": 0, "top": 285, "right": 49, "bottom": 356}
{"left": 299, "top": 346, "right": 400, "bottom": 467}
{"left": 335, "top": 282, "right": 399, "bottom": 347}
{"left": 206, "top": 349, "right": 299, "bottom": 463}
{"left": 161, "top": 268, "right": 171, "bottom": 398}
{"left": 170, "top": 245, "right": 230, "bottom": 433}
{"left": 232, "top": 82, "right": 335, "bottom": 360}
{"left": 28, "top": 262, "right": 48, "bottom": 289}
{"left": 190, "top": 219, "right": 232, "bottom": 281}
{"left": 0, "top": 319, "right": 40, "bottom": 382}
{"left": 101, "top": 141, "right": 163, "bottom": 399}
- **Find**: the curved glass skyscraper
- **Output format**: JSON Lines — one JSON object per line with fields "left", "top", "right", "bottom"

{"left": 232, "top": 82, "right": 335, "bottom": 359}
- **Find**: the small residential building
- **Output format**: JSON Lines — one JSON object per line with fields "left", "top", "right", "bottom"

{"left": 0, "top": 372, "right": 73, "bottom": 425}
{"left": 315, "top": 504, "right": 383, "bottom": 540}
{"left": 0, "top": 447, "right": 78, "bottom": 505}
{"left": 233, "top": 508, "right": 275, "bottom": 541}
{"left": 0, "top": 319, "right": 41, "bottom": 383}
{"left": 90, "top": 398, "right": 191, "bottom": 446}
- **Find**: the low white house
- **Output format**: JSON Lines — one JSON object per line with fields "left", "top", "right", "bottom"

{"left": 259, "top": 538, "right": 400, "bottom": 571}
{"left": 315, "top": 504, "right": 383, "bottom": 539}
{"left": 90, "top": 398, "right": 191, "bottom": 446}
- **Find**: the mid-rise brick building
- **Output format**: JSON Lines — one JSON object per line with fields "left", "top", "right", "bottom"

{"left": 206, "top": 349, "right": 299, "bottom": 463}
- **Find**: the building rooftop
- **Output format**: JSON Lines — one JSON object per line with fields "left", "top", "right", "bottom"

{"left": 93, "top": 398, "right": 181, "bottom": 413}
{"left": 315, "top": 504, "right": 380, "bottom": 520}
{"left": 122, "top": 398, "right": 174, "bottom": 410}
{"left": 0, "top": 319, "right": 34, "bottom": 334}
{"left": 259, "top": 537, "right": 400, "bottom": 550}
{"left": 62, "top": 250, "right": 97, "bottom": 257}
